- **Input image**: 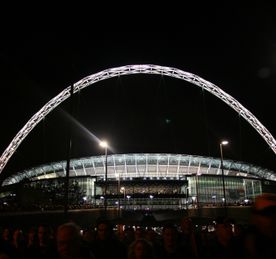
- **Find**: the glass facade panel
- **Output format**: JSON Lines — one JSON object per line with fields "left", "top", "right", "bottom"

{"left": 187, "top": 175, "right": 262, "bottom": 205}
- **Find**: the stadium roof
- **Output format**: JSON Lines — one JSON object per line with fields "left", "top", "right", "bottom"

{"left": 2, "top": 153, "right": 276, "bottom": 186}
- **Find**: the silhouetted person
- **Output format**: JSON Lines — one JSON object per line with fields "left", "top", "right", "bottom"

{"left": 90, "top": 218, "right": 127, "bottom": 259}
{"left": 243, "top": 193, "right": 276, "bottom": 259}
{"left": 156, "top": 224, "right": 187, "bottom": 259}
{"left": 122, "top": 226, "right": 135, "bottom": 248}
{"left": 179, "top": 216, "right": 199, "bottom": 258}
{"left": 134, "top": 227, "right": 145, "bottom": 240}
{"left": 202, "top": 217, "right": 242, "bottom": 259}
{"left": 26, "top": 224, "right": 57, "bottom": 259}
{"left": 0, "top": 253, "right": 9, "bottom": 259}
{"left": 56, "top": 222, "right": 95, "bottom": 259}
{"left": 0, "top": 228, "right": 13, "bottom": 258}
{"left": 128, "top": 238, "right": 156, "bottom": 259}
{"left": 26, "top": 226, "right": 37, "bottom": 249}
{"left": 9, "top": 228, "right": 26, "bottom": 259}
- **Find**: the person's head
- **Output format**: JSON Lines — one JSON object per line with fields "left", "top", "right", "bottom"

{"left": 82, "top": 228, "right": 95, "bottom": 243}
{"left": 56, "top": 222, "right": 82, "bottom": 258}
{"left": 37, "top": 224, "right": 52, "bottom": 246}
{"left": 27, "top": 226, "right": 36, "bottom": 242}
{"left": 145, "top": 228, "right": 157, "bottom": 243}
{"left": 180, "top": 216, "right": 193, "bottom": 234}
{"left": 95, "top": 218, "right": 113, "bottom": 240}
{"left": 128, "top": 238, "right": 154, "bottom": 259}
{"left": 2, "top": 228, "right": 10, "bottom": 241}
{"left": 134, "top": 227, "right": 145, "bottom": 240}
{"left": 214, "top": 217, "right": 233, "bottom": 244}
{"left": 125, "top": 226, "right": 135, "bottom": 239}
{"left": 12, "top": 228, "right": 24, "bottom": 244}
{"left": 162, "top": 224, "right": 179, "bottom": 250}
{"left": 251, "top": 193, "right": 276, "bottom": 238}
{"left": 0, "top": 253, "right": 9, "bottom": 259}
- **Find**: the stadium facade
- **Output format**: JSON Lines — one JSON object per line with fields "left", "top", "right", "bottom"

{"left": 1, "top": 153, "right": 276, "bottom": 210}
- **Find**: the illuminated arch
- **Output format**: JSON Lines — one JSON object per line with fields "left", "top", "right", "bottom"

{"left": 1, "top": 64, "right": 276, "bottom": 174}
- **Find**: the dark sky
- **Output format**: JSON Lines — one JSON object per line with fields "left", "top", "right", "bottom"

{"left": 1, "top": 4, "right": 276, "bottom": 181}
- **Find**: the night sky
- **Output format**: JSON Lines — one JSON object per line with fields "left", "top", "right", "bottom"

{"left": 1, "top": 4, "right": 276, "bottom": 181}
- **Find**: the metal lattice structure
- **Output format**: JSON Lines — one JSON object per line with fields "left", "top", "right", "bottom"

{"left": 1, "top": 64, "right": 276, "bottom": 174}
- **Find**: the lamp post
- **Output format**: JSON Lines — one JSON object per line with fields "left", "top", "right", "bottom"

{"left": 115, "top": 173, "right": 121, "bottom": 217}
{"left": 100, "top": 140, "right": 108, "bottom": 213}
{"left": 126, "top": 195, "right": 131, "bottom": 210}
{"left": 149, "top": 195, "right": 154, "bottom": 210}
{"left": 186, "top": 187, "right": 189, "bottom": 210}
{"left": 195, "top": 173, "right": 200, "bottom": 209}
{"left": 219, "top": 140, "right": 228, "bottom": 212}
{"left": 120, "top": 187, "right": 126, "bottom": 211}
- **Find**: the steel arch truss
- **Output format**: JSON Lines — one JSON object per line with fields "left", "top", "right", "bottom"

{"left": 1, "top": 64, "right": 276, "bottom": 174}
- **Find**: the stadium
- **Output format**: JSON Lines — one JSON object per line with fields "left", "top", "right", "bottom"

{"left": 1, "top": 153, "right": 276, "bottom": 212}
{"left": 1, "top": 64, "right": 276, "bottom": 223}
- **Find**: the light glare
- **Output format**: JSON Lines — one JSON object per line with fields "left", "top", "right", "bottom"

{"left": 99, "top": 140, "right": 108, "bottom": 148}
{"left": 221, "top": 140, "right": 229, "bottom": 145}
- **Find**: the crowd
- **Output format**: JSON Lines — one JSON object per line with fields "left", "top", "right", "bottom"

{"left": 0, "top": 193, "right": 275, "bottom": 259}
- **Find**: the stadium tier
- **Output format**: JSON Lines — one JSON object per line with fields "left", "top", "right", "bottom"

{"left": 1, "top": 153, "right": 276, "bottom": 210}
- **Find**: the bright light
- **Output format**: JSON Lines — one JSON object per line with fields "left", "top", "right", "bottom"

{"left": 221, "top": 140, "right": 229, "bottom": 145}
{"left": 99, "top": 140, "right": 108, "bottom": 148}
